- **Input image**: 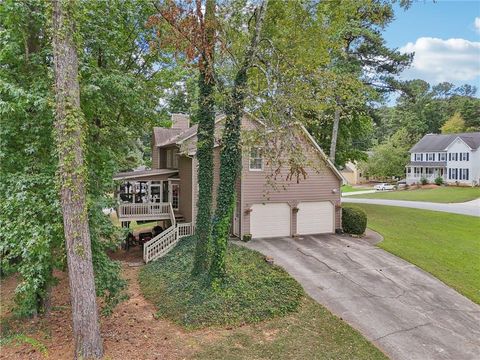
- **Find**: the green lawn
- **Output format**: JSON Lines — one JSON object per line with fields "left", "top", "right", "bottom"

{"left": 194, "top": 297, "right": 386, "bottom": 360}
{"left": 350, "top": 186, "right": 480, "bottom": 203}
{"left": 341, "top": 185, "right": 373, "bottom": 193}
{"left": 350, "top": 204, "right": 480, "bottom": 304}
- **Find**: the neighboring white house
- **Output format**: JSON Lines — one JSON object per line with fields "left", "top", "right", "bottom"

{"left": 406, "top": 132, "right": 480, "bottom": 186}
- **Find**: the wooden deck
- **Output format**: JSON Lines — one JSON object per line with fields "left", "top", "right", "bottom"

{"left": 118, "top": 202, "right": 171, "bottom": 222}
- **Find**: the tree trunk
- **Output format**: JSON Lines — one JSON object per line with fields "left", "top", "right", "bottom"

{"left": 192, "top": 0, "right": 216, "bottom": 275}
{"left": 52, "top": 1, "right": 103, "bottom": 359}
{"left": 209, "top": 1, "right": 267, "bottom": 280}
{"left": 329, "top": 100, "right": 340, "bottom": 164}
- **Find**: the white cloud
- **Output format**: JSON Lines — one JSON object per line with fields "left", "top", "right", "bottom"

{"left": 475, "top": 17, "right": 480, "bottom": 33}
{"left": 399, "top": 37, "right": 480, "bottom": 84}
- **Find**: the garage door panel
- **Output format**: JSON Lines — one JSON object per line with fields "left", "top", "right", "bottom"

{"left": 297, "top": 201, "right": 334, "bottom": 235}
{"left": 250, "top": 203, "right": 290, "bottom": 238}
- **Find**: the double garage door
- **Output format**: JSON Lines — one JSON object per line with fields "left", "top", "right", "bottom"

{"left": 250, "top": 202, "right": 334, "bottom": 238}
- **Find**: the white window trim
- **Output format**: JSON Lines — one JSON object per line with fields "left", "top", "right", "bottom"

{"left": 249, "top": 147, "right": 263, "bottom": 171}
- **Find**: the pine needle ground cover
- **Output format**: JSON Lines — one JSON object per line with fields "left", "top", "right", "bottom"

{"left": 139, "top": 236, "right": 303, "bottom": 329}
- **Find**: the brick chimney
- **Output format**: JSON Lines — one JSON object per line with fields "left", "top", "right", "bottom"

{"left": 171, "top": 113, "right": 190, "bottom": 131}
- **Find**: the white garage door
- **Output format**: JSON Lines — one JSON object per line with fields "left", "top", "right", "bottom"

{"left": 250, "top": 203, "right": 291, "bottom": 238}
{"left": 297, "top": 201, "right": 334, "bottom": 235}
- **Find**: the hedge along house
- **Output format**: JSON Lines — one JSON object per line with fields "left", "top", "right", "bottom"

{"left": 114, "top": 113, "right": 344, "bottom": 262}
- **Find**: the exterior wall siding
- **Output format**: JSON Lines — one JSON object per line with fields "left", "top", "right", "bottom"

{"left": 240, "top": 135, "right": 342, "bottom": 237}
{"left": 152, "top": 135, "right": 160, "bottom": 169}
{"left": 472, "top": 150, "right": 480, "bottom": 185}
{"left": 163, "top": 116, "right": 343, "bottom": 236}
{"left": 446, "top": 140, "right": 473, "bottom": 185}
{"left": 178, "top": 156, "right": 193, "bottom": 222}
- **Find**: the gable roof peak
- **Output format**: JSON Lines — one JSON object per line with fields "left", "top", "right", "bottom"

{"left": 410, "top": 132, "right": 480, "bottom": 152}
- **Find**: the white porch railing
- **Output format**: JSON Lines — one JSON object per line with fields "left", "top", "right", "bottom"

{"left": 177, "top": 222, "right": 195, "bottom": 238}
{"left": 118, "top": 202, "right": 170, "bottom": 220}
{"left": 143, "top": 222, "right": 195, "bottom": 263}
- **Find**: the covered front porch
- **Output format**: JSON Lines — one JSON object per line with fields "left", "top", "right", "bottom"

{"left": 114, "top": 169, "right": 181, "bottom": 223}
{"left": 406, "top": 163, "right": 446, "bottom": 184}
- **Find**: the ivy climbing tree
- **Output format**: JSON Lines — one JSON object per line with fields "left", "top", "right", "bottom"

{"left": 209, "top": 1, "right": 267, "bottom": 280}
{"left": 192, "top": 0, "right": 217, "bottom": 274}
{"left": 52, "top": 0, "right": 103, "bottom": 357}
{"left": 151, "top": 0, "right": 218, "bottom": 275}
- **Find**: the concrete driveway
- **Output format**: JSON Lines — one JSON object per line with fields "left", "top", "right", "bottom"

{"left": 342, "top": 197, "right": 480, "bottom": 217}
{"left": 242, "top": 235, "right": 480, "bottom": 360}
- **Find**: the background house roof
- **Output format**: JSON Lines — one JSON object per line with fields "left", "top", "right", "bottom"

{"left": 409, "top": 132, "right": 480, "bottom": 152}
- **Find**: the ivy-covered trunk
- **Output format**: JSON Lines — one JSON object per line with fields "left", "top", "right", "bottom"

{"left": 192, "top": 0, "right": 216, "bottom": 275}
{"left": 52, "top": 0, "right": 103, "bottom": 358}
{"left": 209, "top": 1, "right": 267, "bottom": 280}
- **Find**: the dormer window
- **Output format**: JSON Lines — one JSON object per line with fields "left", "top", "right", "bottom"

{"left": 249, "top": 148, "right": 263, "bottom": 171}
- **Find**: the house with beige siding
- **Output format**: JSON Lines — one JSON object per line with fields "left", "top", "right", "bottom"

{"left": 114, "top": 114, "right": 344, "bottom": 262}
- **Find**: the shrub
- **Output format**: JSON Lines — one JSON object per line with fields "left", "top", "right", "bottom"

{"left": 434, "top": 176, "right": 444, "bottom": 186}
{"left": 420, "top": 177, "right": 428, "bottom": 185}
{"left": 242, "top": 234, "right": 252, "bottom": 242}
{"left": 342, "top": 207, "right": 367, "bottom": 235}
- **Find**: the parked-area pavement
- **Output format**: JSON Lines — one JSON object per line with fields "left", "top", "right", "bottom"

{"left": 342, "top": 197, "right": 480, "bottom": 217}
{"left": 241, "top": 235, "right": 480, "bottom": 360}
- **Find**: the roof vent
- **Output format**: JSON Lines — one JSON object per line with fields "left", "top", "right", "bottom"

{"left": 171, "top": 113, "right": 190, "bottom": 131}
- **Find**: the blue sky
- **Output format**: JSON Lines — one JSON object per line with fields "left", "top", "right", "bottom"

{"left": 383, "top": 0, "right": 480, "bottom": 93}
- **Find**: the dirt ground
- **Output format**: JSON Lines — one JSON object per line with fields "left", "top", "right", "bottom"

{"left": 0, "top": 247, "right": 221, "bottom": 360}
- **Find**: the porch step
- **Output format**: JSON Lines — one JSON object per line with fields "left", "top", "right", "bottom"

{"left": 174, "top": 213, "right": 185, "bottom": 222}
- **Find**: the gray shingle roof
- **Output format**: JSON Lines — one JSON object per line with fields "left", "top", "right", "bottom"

{"left": 410, "top": 132, "right": 480, "bottom": 152}
{"left": 113, "top": 169, "right": 178, "bottom": 181}
{"left": 153, "top": 128, "right": 183, "bottom": 147}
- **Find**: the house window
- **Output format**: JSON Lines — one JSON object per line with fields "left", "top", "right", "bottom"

{"left": 460, "top": 168, "right": 469, "bottom": 180}
{"left": 427, "top": 153, "right": 434, "bottom": 161}
{"left": 414, "top": 153, "right": 422, "bottom": 161}
{"left": 171, "top": 183, "right": 179, "bottom": 210}
{"left": 249, "top": 148, "right": 263, "bottom": 171}
{"left": 166, "top": 149, "right": 172, "bottom": 168}
{"left": 460, "top": 152, "right": 469, "bottom": 161}
{"left": 439, "top": 153, "right": 446, "bottom": 161}
{"left": 172, "top": 148, "right": 179, "bottom": 168}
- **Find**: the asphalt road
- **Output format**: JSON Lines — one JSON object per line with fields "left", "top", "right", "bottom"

{"left": 342, "top": 197, "right": 480, "bottom": 217}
